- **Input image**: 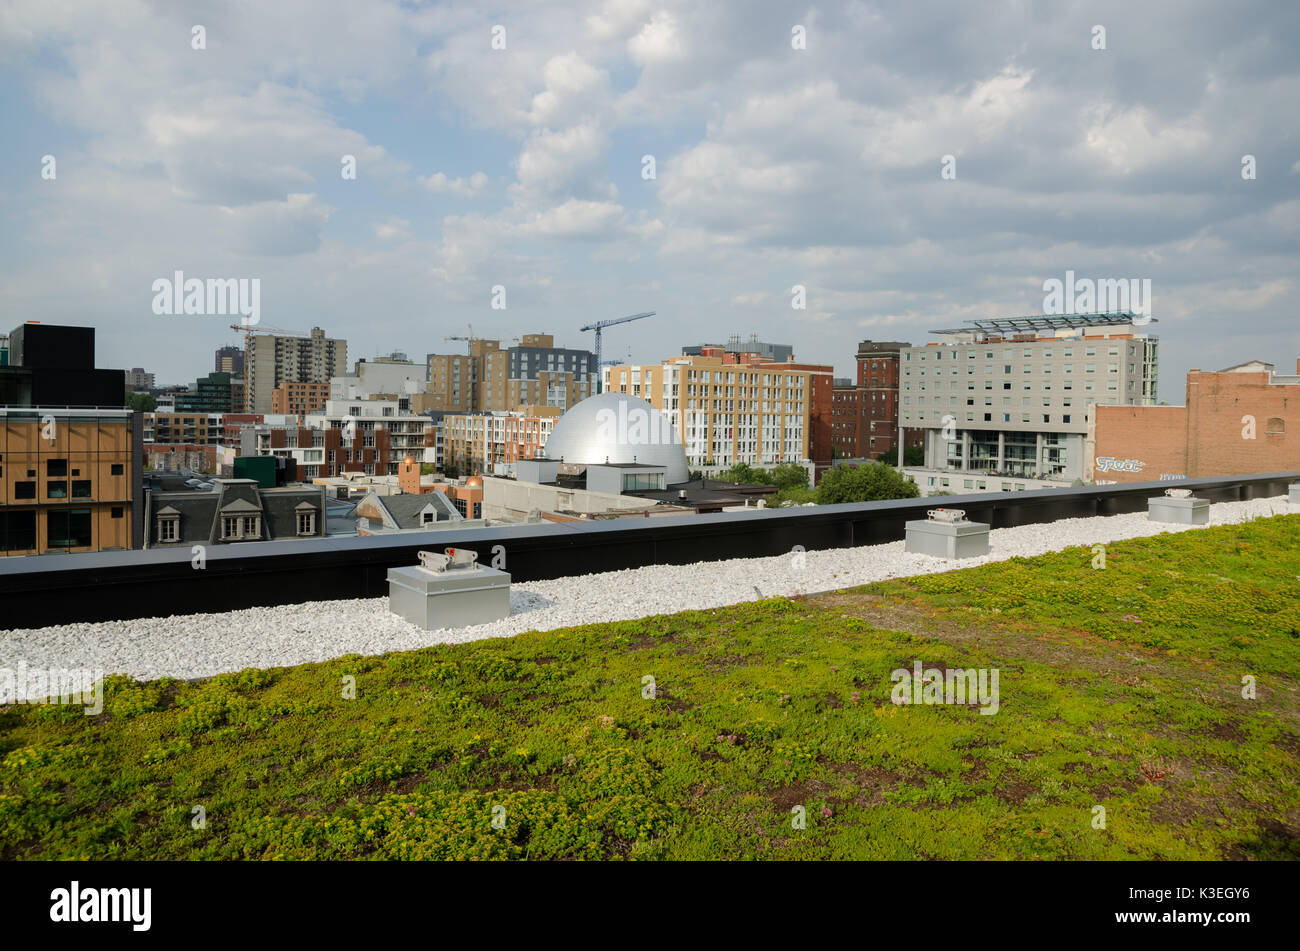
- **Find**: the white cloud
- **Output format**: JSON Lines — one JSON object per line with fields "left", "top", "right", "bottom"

{"left": 628, "top": 11, "right": 686, "bottom": 66}
{"left": 419, "top": 171, "right": 489, "bottom": 197}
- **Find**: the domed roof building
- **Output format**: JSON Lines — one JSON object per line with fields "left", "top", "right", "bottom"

{"left": 543, "top": 393, "right": 689, "bottom": 484}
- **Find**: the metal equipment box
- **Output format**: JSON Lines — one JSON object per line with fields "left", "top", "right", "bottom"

{"left": 1147, "top": 495, "right": 1210, "bottom": 525}
{"left": 904, "top": 514, "right": 991, "bottom": 559}
{"left": 387, "top": 561, "right": 512, "bottom": 630}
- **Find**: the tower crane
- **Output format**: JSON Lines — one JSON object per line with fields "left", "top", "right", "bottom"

{"left": 579, "top": 312, "right": 655, "bottom": 393}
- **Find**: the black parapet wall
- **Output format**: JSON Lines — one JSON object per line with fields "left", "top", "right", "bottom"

{"left": 0, "top": 471, "right": 1295, "bottom": 628}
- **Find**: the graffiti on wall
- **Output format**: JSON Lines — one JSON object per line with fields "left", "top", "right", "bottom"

{"left": 1095, "top": 456, "right": 1146, "bottom": 474}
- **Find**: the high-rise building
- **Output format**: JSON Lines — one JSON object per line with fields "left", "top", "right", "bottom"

{"left": 126, "top": 368, "right": 156, "bottom": 392}
{"left": 604, "top": 348, "right": 834, "bottom": 468}
{"left": 215, "top": 345, "right": 245, "bottom": 376}
{"left": 899, "top": 313, "right": 1159, "bottom": 494}
{"left": 245, "top": 328, "right": 347, "bottom": 415}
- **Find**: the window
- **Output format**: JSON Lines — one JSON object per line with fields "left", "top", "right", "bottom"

{"left": 15, "top": 481, "right": 36, "bottom": 500}
{"left": 48, "top": 509, "right": 92, "bottom": 548}
{"left": 1267, "top": 417, "right": 1285, "bottom": 434}
{"left": 297, "top": 511, "right": 317, "bottom": 535}
{"left": 158, "top": 516, "right": 178, "bottom": 541}
{"left": 111, "top": 507, "right": 124, "bottom": 519}
{"left": 111, "top": 464, "right": 124, "bottom": 476}
{"left": 47, "top": 459, "right": 68, "bottom": 477}
{"left": 47, "top": 481, "right": 68, "bottom": 499}
{"left": 1, "top": 511, "right": 37, "bottom": 551}
{"left": 71, "top": 480, "right": 92, "bottom": 498}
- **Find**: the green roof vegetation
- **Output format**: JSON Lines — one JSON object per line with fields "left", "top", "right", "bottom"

{"left": 3, "top": 515, "right": 1298, "bottom": 860}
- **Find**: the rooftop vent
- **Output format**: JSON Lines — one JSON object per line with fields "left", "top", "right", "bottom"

{"left": 927, "top": 508, "right": 967, "bottom": 524}
{"left": 416, "top": 547, "right": 479, "bottom": 573}
{"left": 1164, "top": 488, "right": 1192, "bottom": 499}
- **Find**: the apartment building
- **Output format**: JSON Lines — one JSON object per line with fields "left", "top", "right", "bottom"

{"left": 830, "top": 339, "right": 919, "bottom": 460}
{"left": 247, "top": 397, "right": 433, "bottom": 479}
{"left": 271, "top": 381, "right": 331, "bottom": 416}
{"left": 899, "top": 313, "right": 1159, "bottom": 494}
{"left": 440, "top": 406, "right": 562, "bottom": 475}
{"left": 425, "top": 334, "right": 596, "bottom": 414}
{"left": 604, "top": 349, "right": 833, "bottom": 468}
{"left": 246, "top": 327, "right": 347, "bottom": 414}
{"left": 331, "top": 356, "right": 426, "bottom": 404}
{"left": 126, "top": 368, "right": 155, "bottom": 392}
{"left": 0, "top": 407, "right": 143, "bottom": 555}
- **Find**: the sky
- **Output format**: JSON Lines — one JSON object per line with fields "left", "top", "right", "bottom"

{"left": 1, "top": 0, "right": 1297, "bottom": 401}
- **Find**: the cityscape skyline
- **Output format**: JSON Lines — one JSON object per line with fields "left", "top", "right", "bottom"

{"left": 3, "top": 1, "right": 1298, "bottom": 395}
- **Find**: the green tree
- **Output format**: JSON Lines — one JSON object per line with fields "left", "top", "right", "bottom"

{"left": 767, "top": 462, "right": 809, "bottom": 491}
{"left": 902, "top": 445, "right": 925, "bottom": 467}
{"left": 717, "top": 463, "right": 771, "bottom": 485}
{"left": 125, "top": 391, "right": 157, "bottom": 413}
{"left": 775, "top": 485, "right": 816, "bottom": 506}
{"left": 815, "top": 463, "right": 919, "bottom": 504}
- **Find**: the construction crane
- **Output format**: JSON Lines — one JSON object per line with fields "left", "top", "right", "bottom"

{"left": 579, "top": 312, "right": 655, "bottom": 392}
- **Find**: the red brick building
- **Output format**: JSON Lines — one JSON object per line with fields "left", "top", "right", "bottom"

{"left": 1090, "top": 359, "right": 1300, "bottom": 482}
{"left": 265, "top": 425, "right": 396, "bottom": 478}
{"left": 831, "top": 340, "right": 921, "bottom": 460}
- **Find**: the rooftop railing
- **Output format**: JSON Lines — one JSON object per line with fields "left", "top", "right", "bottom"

{"left": 0, "top": 470, "right": 1295, "bottom": 628}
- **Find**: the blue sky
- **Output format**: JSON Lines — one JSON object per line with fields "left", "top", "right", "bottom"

{"left": 1, "top": 0, "right": 1297, "bottom": 399}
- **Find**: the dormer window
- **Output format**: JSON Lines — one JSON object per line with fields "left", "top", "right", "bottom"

{"left": 221, "top": 515, "right": 261, "bottom": 540}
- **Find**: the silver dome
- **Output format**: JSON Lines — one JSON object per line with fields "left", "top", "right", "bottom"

{"left": 544, "top": 393, "right": 689, "bottom": 484}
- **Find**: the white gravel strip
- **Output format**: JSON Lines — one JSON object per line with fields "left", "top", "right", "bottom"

{"left": 2, "top": 496, "right": 1295, "bottom": 694}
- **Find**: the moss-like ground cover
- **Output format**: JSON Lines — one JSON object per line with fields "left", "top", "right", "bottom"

{"left": 3, "top": 515, "right": 1298, "bottom": 859}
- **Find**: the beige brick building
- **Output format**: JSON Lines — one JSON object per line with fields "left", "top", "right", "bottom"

{"left": 425, "top": 334, "right": 596, "bottom": 414}
{"left": 604, "top": 350, "right": 832, "bottom": 468}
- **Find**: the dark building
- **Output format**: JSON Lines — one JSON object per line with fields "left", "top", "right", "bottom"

{"left": 0, "top": 323, "right": 127, "bottom": 408}
{"left": 214, "top": 345, "right": 245, "bottom": 376}
{"left": 175, "top": 371, "right": 232, "bottom": 413}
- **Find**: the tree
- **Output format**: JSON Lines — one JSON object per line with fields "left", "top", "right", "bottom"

{"left": 717, "top": 462, "right": 771, "bottom": 485}
{"left": 775, "top": 485, "right": 816, "bottom": 506}
{"left": 902, "top": 445, "right": 925, "bottom": 467}
{"left": 815, "top": 462, "right": 919, "bottom": 504}
{"left": 125, "top": 391, "right": 157, "bottom": 413}
{"left": 767, "top": 462, "right": 809, "bottom": 491}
